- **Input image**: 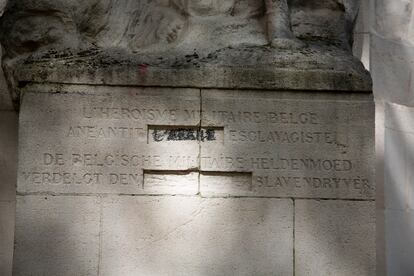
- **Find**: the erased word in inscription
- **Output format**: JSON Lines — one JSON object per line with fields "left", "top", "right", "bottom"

{"left": 151, "top": 127, "right": 217, "bottom": 142}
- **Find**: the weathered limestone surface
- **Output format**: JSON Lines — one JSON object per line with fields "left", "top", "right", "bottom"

{"left": 295, "top": 200, "right": 376, "bottom": 276}
{"left": 0, "top": 56, "right": 12, "bottom": 110}
{"left": 13, "top": 196, "right": 293, "bottom": 276}
{"left": 100, "top": 197, "right": 293, "bottom": 276}
{"left": 0, "top": 201, "right": 14, "bottom": 276}
{"left": 371, "top": 1, "right": 414, "bottom": 275}
{"left": 18, "top": 85, "right": 200, "bottom": 195}
{"left": 18, "top": 84, "right": 374, "bottom": 200}
{"left": 7, "top": 0, "right": 375, "bottom": 275}
{"left": 200, "top": 89, "right": 374, "bottom": 199}
{"left": 14, "top": 82, "right": 375, "bottom": 275}
{"left": 0, "top": 0, "right": 370, "bottom": 106}
{"left": 0, "top": 112, "right": 17, "bottom": 276}
{"left": 0, "top": 41, "right": 16, "bottom": 276}
{"left": 0, "top": 0, "right": 361, "bottom": 56}
{"left": 0, "top": 111, "right": 17, "bottom": 201}
{"left": 13, "top": 196, "right": 101, "bottom": 276}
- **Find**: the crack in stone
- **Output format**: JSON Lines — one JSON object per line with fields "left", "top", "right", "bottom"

{"left": 136, "top": 200, "right": 207, "bottom": 251}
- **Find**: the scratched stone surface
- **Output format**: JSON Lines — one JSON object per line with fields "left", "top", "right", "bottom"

{"left": 100, "top": 196, "right": 293, "bottom": 276}
{"left": 200, "top": 90, "right": 375, "bottom": 199}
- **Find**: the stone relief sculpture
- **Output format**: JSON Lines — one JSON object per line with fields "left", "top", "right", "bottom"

{"left": 264, "top": 0, "right": 301, "bottom": 48}
{"left": 0, "top": 0, "right": 360, "bottom": 57}
{"left": 0, "top": 0, "right": 367, "bottom": 106}
{"left": 127, "top": 0, "right": 303, "bottom": 50}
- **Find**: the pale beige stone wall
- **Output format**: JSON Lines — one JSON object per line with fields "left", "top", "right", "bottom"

{"left": 0, "top": 1, "right": 383, "bottom": 275}
{"left": 353, "top": 0, "right": 371, "bottom": 70}
{"left": 0, "top": 0, "right": 17, "bottom": 274}
{"left": 14, "top": 84, "right": 375, "bottom": 276}
{"left": 369, "top": 0, "right": 414, "bottom": 275}
{"left": 0, "top": 50, "right": 17, "bottom": 276}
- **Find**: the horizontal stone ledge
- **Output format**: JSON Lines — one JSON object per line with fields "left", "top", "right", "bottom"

{"left": 16, "top": 191, "right": 375, "bottom": 201}
{"left": 12, "top": 45, "right": 372, "bottom": 93}
{"left": 16, "top": 65, "right": 372, "bottom": 92}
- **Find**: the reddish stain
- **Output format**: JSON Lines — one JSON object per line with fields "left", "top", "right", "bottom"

{"left": 138, "top": 63, "right": 149, "bottom": 72}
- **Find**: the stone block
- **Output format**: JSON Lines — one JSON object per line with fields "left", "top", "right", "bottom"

{"left": 143, "top": 171, "right": 199, "bottom": 195}
{"left": 383, "top": 103, "right": 414, "bottom": 211}
{"left": 0, "top": 201, "right": 15, "bottom": 276}
{"left": 375, "top": 101, "right": 385, "bottom": 211}
{"left": 0, "top": 53, "right": 12, "bottom": 111}
{"left": 18, "top": 85, "right": 200, "bottom": 195}
{"left": 200, "top": 90, "right": 375, "bottom": 199}
{"left": 384, "top": 128, "right": 414, "bottom": 210}
{"left": 353, "top": 33, "right": 370, "bottom": 70}
{"left": 295, "top": 199, "right": 375, "bottom": 276}
{"left": 371, "top": 34, "right": 414, "bottom": 106}
{"left": 200, "top": 172, "right": 253, "bottom": 197}
{"left": 0, "top": 111, "right": 18, "bottom": 201}
{"left": 385, "top": 102, "right": 414, "bottom": 133}
{"left": 384, "top": 209, "right": 414, "bottom": 276}
{"left": 18, "top": 85, "right": 375, "bottom": 200}
{"left": 372, "top": 0, "right": 414, "bottom": 44}
{"left": 354, "top": 0, "right": 370, "bottom": 34}
{"left": 13, "top": 195, "right": 100, "bottom": 276}
{"left": 100, "top": 197, "right": 293, "bottom": 276}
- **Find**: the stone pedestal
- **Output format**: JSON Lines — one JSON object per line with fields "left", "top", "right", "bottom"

{"left": 1, "top": 1, "right": 375, "bottom": 274}
{"left": 14, "top": 77, "right": 375, "bottom": 275}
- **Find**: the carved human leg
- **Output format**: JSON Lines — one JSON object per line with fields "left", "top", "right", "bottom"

{"left": 264, "top": 0, "right": 303, "bottom": 48}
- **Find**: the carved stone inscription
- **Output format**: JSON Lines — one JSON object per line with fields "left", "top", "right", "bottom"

{"left": 18, "top": 85, "right": 374, "bottom": 199}
{"left": 200, "top": 90, "right": 374, "bottom": 199}
{"left": 18, "top": 86, "right": 201, "bottom": 195}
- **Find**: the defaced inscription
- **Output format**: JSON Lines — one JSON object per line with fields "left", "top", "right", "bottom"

{"left": 18, "top": 87, "right": 374, "bottom": 199}
{"left": 22, "top": 152, "right": 197, "bottom": 187}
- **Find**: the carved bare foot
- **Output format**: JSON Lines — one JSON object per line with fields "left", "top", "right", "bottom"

{"left": 265, "top": 0, "right": 305, "bottom": 49}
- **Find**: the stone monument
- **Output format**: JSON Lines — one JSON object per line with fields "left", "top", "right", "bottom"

{"left": 1, "top": 0, "right": 375, "bottom": 275}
